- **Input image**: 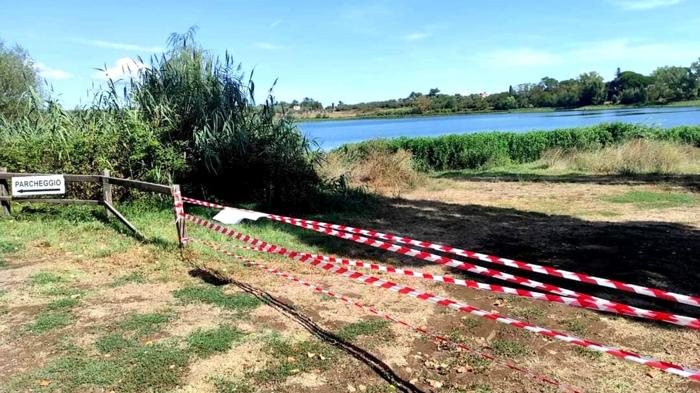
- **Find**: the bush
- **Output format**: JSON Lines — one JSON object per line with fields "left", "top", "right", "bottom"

{"left": 123, "top": 27, "right": 319, "bottom": 209}
{"left": 337, "top": 123, "right": 700, "bottom": 171}
{"left": 318, "top": 147, "right": 423, "bottom": 197}
{"left": 541, "top": 139, "right": 700, "bottom": 174}
{"left": 0, "top": 104, "right": 186, "bottom": 199}
{"left": 0, "top": 28, "right": 321, "bottom": 209}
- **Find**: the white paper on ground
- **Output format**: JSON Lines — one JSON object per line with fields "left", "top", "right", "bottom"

{"left": 213, "top": 208, "right": 267, "bottom": 225}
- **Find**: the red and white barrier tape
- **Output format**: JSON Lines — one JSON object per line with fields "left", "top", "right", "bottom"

{"left": 183, "top": 213, "right": 700, "bottom": 382}
{"left": 220, "top": 243, "right": 699, "bottom": 329}
{"left": 258, "top": 215, "right": 700, "bottom": 330}
{"left": 179, "top": 196, "right": 700, "bottom": 309}
{"left": 193, "top": 239, "right": 578, "bottom": 392}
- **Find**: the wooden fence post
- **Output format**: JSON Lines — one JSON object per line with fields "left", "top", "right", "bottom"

{"left": 102, "top": 169, "right": 113, "bottom": 218}
{"left": 171, "top": 184, "right": 186, "bottom": 247}
{"left": 0, "top": 167, "right": 10, "bottom": 216}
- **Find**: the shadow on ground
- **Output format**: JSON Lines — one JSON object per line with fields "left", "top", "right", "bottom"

{"left": 255, "top": 195, "right": 700, "bottom": 320}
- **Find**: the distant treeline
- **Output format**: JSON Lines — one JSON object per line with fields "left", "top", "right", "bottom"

{"left": 281, "top": 59, "right": 700, "bottom": 116}
{"left": 335, "top": 123, "right": 700, "bottom": 171}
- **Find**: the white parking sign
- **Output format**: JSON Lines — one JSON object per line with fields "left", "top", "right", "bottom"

{"left": 11, "top": 175, "right": 66, "bottom": 197}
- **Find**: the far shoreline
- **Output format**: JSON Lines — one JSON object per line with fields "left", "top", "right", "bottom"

{"left": 294, "top": 100, "right": 700, "bottom": 124}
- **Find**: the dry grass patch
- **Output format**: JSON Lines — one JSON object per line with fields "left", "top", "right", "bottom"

{"left": 319, "top": 148, "right": 424, "bottom": 197}
{"left": 539, "top": 139, "right": 700, "bottom": 175}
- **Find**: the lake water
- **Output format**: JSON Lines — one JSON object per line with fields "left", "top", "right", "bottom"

{"left": 297, "top": 106, "right": 700, "bottom": 150}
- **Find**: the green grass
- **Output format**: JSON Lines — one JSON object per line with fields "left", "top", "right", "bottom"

{"left": 0, "top": 239, "right": 21, "bottom": 268}
{"left": 490, "top": 339, "right": 530, "bottom": 358}
{"left": 40, "top": 286, "right": 86, "bottom": 298}
{"left": 46, "top": 298, "right": 80, "bottom": 311}
{"left": 187, "top": 325, "right": 246, "bottom": 357}
{"left": 561, "top": 319, "right": 587, "bottom": 335}
{"left": 26, "top": 311, "right": 73, "bottom": 333}
{"left": 30, "top": 271, "right": 66, "bottom": 285}
{"left": 604, "top": 190, "right": 696, "bottom": 209}
{"left": 460, "top": 316, "right": 482, "bottom": 331}
{"left": 335, "top": 319, "right": 392, "bottom": 341}
{"left": 465, "top": 354, "right": 492, "bottom": 373}
{"left": 109, "top": 271, "right": 146, "bottom": 287}
{"left": 173, "top": 285, "right": 261, "bottom": 315}
{"left": 22, "top": 342, "right": 190, "bottom": 393}
{"left": 251, "top": 336, "right": 336, "bottom": 384}
{"left": 95, "top": 334, "right": 136, "bottom": 353}
{"left": 211, "top": 377, "right": 254, "bottom": 393}
{"left": 468, "top": 383, "right": 493, "bottom": 393}
{"left": 117, "top": 311, "right": 174, "bottom": 337}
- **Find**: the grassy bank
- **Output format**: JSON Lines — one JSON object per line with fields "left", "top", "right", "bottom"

{"left": 333, "top": 123, "right": 700, "bottom": 172}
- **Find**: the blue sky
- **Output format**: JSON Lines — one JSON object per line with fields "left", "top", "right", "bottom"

{"left": 1, "top": 0, "right": 699, "bottom": 108}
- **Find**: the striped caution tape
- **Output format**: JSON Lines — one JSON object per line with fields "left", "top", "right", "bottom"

{"left": 219, "top": 243, "right": 700, "bottom": 329}
{"left": 179, "top": 196, "right": 700, "bottom": 309}
{"left": 192, "top": 239, "right": 579, "bottom": 392}
{"left": 183, "top": 213, "right": 700, "bottom": 382}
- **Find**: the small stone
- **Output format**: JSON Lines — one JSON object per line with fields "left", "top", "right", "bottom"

{"left": 287, "top": 356, "right": 295, "bottom": 362}
{"left": 319, "top": 354, "right": 326, "bottom": 360}
{"left": 347, "top": 384, "right": 357, "bottom": 392}
{"left": 39, "top": 380, "right": 51, "bottom": 387}
{"left": 169, "top": 364, "right": 176, "bottom": 369}
{"left": 358, "top": 384, "right": 367, "bottom": 392}
{"left": 427, "top": 379, "right": 443, "bottom": 388}
{"left": 307, "top": 352, "right": 315, "bottom": 359}
{"left": 409, "top": 378, "right": 419, "bottom": 384}
{"left": 456, "top": 366, "right": 471, "bottom": 373}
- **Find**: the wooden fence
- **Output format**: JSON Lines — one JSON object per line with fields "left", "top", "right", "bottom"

{"left": 0, "top": 167, "right": 185, "bottom": 244}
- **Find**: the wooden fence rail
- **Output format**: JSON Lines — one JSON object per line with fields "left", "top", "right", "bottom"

{"left": 0, "top": 168, "right": 184, "bottom": 244}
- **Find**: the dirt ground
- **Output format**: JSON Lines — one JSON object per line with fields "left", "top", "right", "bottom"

{"left": 1, "top": 175, "right": 699, "bottom": 393}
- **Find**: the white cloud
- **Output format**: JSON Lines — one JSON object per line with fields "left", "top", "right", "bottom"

{"left": 404, "top": 32, "right": 428, "bottom": 41}
{"left": 479, "top": 48, "right": 561, "bottom": 67}
{"left": 270, "top": 19, "right": 282, "bottom": 28}
{"left": 35, "top": 63, "right": 72, "bottom": 80}
{"left": 93, "top": 57, "right": 147, "bottom": 80}
{"left": 255, "top": 42, "right": 281, "bottom": 50}
{"left": 77, "top": 39, "right": 163, "bottom": 53}
{"left": 611, "top": 0, "right": 684, "bottom": 10}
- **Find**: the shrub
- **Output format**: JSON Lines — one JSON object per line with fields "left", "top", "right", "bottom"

{"left": 337, "top": 123, "right": 700, "bottom": 171}
{"left": 123, "top": 27, "right": 319, "bottom": 208}
{"left": 0, "top": 27, "right": 320, "bottom": 210}
{"left": 319, "top": 147, "right": 423, "bottom": 197}
{"left": 539, "top": 139, "right": 700, "bottom": 174}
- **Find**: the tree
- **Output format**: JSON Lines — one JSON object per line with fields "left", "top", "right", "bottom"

{"left": 0, "top": 38, "right": 41, "bottom": 120}
{"left": 487, "top": 92, "right": 517, "bottom": 110}
{"left": 539, "top": 77, "right": 559, "bottom": 90}
{"left": 578, "top": 72, "right": 606, "bottom": 105}
{"left": 608, "top": 71, "right": 652, "bottom": 104}
{"left": 689, "top": 57, "right": 700, "bottom": 98}
{"left": 427, "top": 88, "right": 440, "bottom": 97}
{"left": 650, "top": 66, "right": 694, "bottom": 102}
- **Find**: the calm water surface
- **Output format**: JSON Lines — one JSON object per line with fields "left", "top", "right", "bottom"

{"left": 297, "top": 107, "right": 700, "bottom": 150}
